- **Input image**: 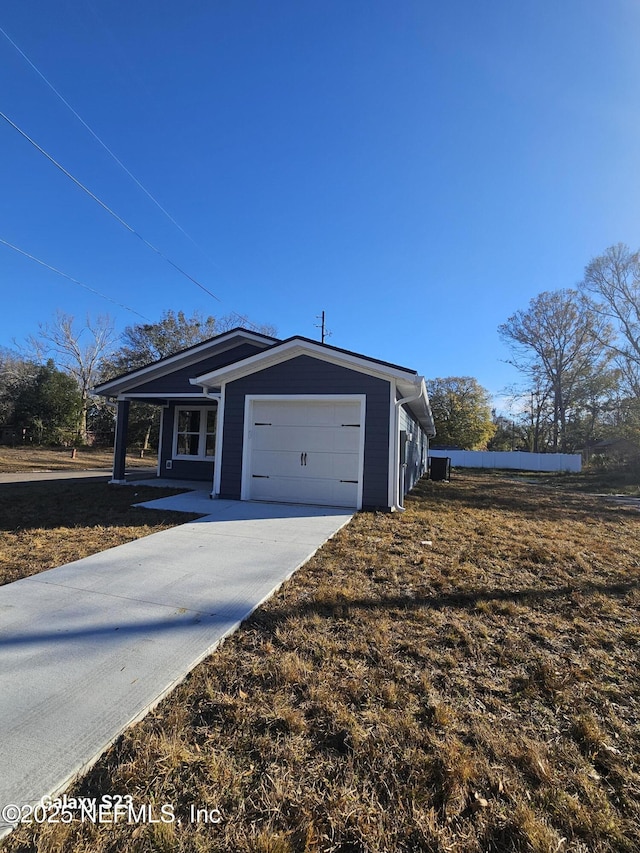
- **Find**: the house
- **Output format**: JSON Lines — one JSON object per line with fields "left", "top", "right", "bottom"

{"left": 584, "top": 437, "right": 640, "bottom": 466}
{"left": 94, "top": 329, "right": 435, "bottom": 511}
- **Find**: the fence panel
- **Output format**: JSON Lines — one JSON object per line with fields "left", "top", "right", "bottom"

{"left": 429, "top": 449, "right": 581, "bottom": 473}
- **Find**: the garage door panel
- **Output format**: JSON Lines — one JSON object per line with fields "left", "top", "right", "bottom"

{"left": 253, "top": 401, "right": 361, "bottom": 428}
{"left": 250, "top": 474, "right": 359, "bottom": 507}
{"left": 253, "top": 402, "right": 308, "bottom": 427}
{"left": 251, "top": 450, "right": 309, "bottom": 478}
{"left": 247, "top": 399, "right": 363, "bottom": 508}
{"left": 252, "top": 450, "right": 360, "bottom": 481}
{"left": 302, "top": 451, "right": 360, "bottom": 480}
{"left": 253, "top": 425, "right": 361, "bottom": 453}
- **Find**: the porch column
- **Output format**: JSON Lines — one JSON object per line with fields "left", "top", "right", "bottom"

{"left": 111, "top": 400, "right": 130, "bottom": 483}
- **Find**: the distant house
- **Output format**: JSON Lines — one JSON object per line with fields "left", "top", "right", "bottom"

{"left": 584, "top": 437, "right": 640, "bottom": 466}
{"left": 0, "top": 426, "right": 28, "bottom": 446}
{"left": 94, "top": 328, "right": 435, "bottom": 512}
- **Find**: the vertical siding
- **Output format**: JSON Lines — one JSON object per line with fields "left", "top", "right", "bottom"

{"left": 219, "top": 355, "right": 391, "bottom": 508}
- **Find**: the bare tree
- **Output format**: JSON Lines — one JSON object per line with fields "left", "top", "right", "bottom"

{"left": 29, "top": 312, "right": 117, "bottom": 443}
{"left": 101, "top": 309, "right": 276, "bottom": 377}
{"left": 581, "top": 243, "right": 640, "bottom": 397}
{"left": 498, "top": 290, "right": 613, "bottom": 451}
{"left": 98, "top": 309, "right": 277, "bottom": 452}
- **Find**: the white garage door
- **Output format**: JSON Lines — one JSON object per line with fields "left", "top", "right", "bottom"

{"left": 246, "top": 398, "right": 364, "bottom": 507}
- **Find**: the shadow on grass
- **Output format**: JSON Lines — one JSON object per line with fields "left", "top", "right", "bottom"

{"left": 0, "top": 479, "right": 193, "bottom": 532}
{"left": 3, "top": 577, "right": 636, "bottom": 651}
{"left": 252, "top": 576, "right": 640, "bottom": 627}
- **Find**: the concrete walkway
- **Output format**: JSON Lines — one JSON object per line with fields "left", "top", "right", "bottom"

{"left": 0, "top": 496, "right": 353, "bottom": 838}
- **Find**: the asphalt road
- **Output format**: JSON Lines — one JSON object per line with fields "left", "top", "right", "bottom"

{"left": 0, "top": 468, "right": 164, "bottom": 485}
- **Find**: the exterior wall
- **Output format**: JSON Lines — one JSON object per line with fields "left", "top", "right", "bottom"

{"left": 219, "top": 355, "right": 392, "bottom": 508}
{"left": 399, "top": 404, "right": 429, "bottom": 495}
{"left": 429, "top": 449, "right": 582, "bottom": 473}
{"left": 131, "top": 342, "right": 266, "bottom": 395}
{"left": 159, "top": 403, "right": 216, "bottom": 482}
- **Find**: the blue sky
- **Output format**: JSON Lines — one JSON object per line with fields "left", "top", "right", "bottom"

{"left": 1, "top": 1, "right": 639, "bottom": 413}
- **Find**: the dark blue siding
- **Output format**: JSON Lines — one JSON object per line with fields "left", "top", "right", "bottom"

{"left": 132, "top": 343, "right": 265, "bottom": 394}
{"left": 219, "top": 356, "right": 391, "bottom": 509}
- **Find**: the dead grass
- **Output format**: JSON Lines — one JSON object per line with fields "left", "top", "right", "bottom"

{"left": 0, "top": 446, "right": 156, "bottom": 473}
{"left": 3, "top": 471, "right": 640, "bottom": 852}
{"left": 504, "top": 465, "right": 640, "bottom": 496}
{"left": 0, "top": 479, "right": 198, "bottom": 586}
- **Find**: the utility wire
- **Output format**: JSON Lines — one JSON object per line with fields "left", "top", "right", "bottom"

{"left": 0, "top": 237, "right": 150, "bottom": 320}
{"left": 0, "top": 109, "right": 266, "bottom": 332}
{"left": 0, "top": 24, "right": 218, "bottom": 266}
{"left": 0, "top": 109, "right": 223, "bottom": 303}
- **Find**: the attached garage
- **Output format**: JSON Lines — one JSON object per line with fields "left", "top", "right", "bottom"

{"left": 243, "top": 397, "right": 365, "bottom": 508}
{"left": 94, "top": 329, "right": 436, "bottom": 512}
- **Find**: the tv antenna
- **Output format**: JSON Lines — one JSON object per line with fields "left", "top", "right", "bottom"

{"left": 315, "top": 310, "right": 331, "bottom": 344}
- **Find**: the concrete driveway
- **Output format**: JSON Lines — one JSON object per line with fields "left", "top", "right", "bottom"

{"left": 0, "top": 494, "right": 353, "bottom": 838}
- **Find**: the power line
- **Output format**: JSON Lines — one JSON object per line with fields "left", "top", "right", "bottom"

{"left": 0, "top": 237, "right": 151, "bottom": 320}
{"left": 0, "top": 108, "right": 224, "bottom": 303}
{"left": 0, "top": 28, "right": 277, "bottom": 335}
{"left": 0, "top": 24, "right": 219, "bottom": 267}
{"left": 0, "top": 109, "right": 268, "bottom": 333}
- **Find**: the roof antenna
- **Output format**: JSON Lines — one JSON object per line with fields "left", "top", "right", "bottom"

{"left": 315, "top": 310, "right": 331, "bottom": 344}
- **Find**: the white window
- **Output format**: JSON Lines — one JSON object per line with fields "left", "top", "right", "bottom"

{"left": 173, "top": 406, "right": 217, "bottom": 460}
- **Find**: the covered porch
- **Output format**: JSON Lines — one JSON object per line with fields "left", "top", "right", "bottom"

{"left": 110, "top": 395, "right": 219, "bottom": 489}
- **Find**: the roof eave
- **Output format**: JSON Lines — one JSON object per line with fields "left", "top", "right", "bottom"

{"left": 192, "top": 337, "right": 421, "bottom": 388}
{"left": 93, "top": 328, "right": 279, "bottom": 397}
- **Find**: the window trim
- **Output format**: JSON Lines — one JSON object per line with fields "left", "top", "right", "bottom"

{"left": 172, "top": 405, "right": 217, "bottom": 461}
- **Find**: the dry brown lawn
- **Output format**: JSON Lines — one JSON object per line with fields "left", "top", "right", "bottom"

{"left": 0, "top": 479, "right": 197, "bottom": 586}
{"left": 3, "top": 471, "right": 640, "bottom": 853}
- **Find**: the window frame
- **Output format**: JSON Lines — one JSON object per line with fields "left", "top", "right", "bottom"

{"left": 172, "top": 405, "right": 217, "bottom": 461}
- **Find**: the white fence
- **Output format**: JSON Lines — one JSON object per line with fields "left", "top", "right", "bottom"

{"left": 429, "top": 449, "right": 582, "bottom": 473}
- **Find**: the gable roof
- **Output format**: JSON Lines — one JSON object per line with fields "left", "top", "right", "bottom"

{"left": 192, "top": 335, "right": 417, "bottom": 385}
{"left": 93, "top": 327, "right": 435, "bottom": 436}
{"left": 191, "top": 335, "right": 436, "bottom": 435}
{"left": 93, "top": 328, "right": 279, "bottom": 396}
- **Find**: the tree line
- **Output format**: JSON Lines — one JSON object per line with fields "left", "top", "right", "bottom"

{"left": 3, "top": 243, "right": 638, "bottom": 456}
{"left": 497, "top": 243, "right": 640, "bottom": 454}
{"left": 0, "top": 310, "right": 275, "bottom": 447}
{"left": 427, "top": 244, "right": 639, "bottom": 454}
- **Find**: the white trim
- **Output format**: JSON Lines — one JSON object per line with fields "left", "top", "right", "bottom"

{"left": 117, "top": 392, "right": 210, "bottom": 401}
{"left": 212, "top": 384, "right": 226, "bottom": 497}
{"left": 394, "top": 387, "right": 424, "bottom": 511}
{"left": 94, "top": 331, "right": 277, "bottom": 396}
{"left": 157, "top": 405, "right": 168, "bottom": 477}
{"left": 172, "top": 405, "right": 218, "bottom": 461}
{"left": 388, "top": 380, "right": 398, "bottom": 511}
{"left": 191, "top": 339, "right": 435, "bottom": 436}
{"left": 193, "top": 339, "right": 420, "bottom": 389}
{"left": 240, "top": 394, "right": 366, "bottom": 509}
